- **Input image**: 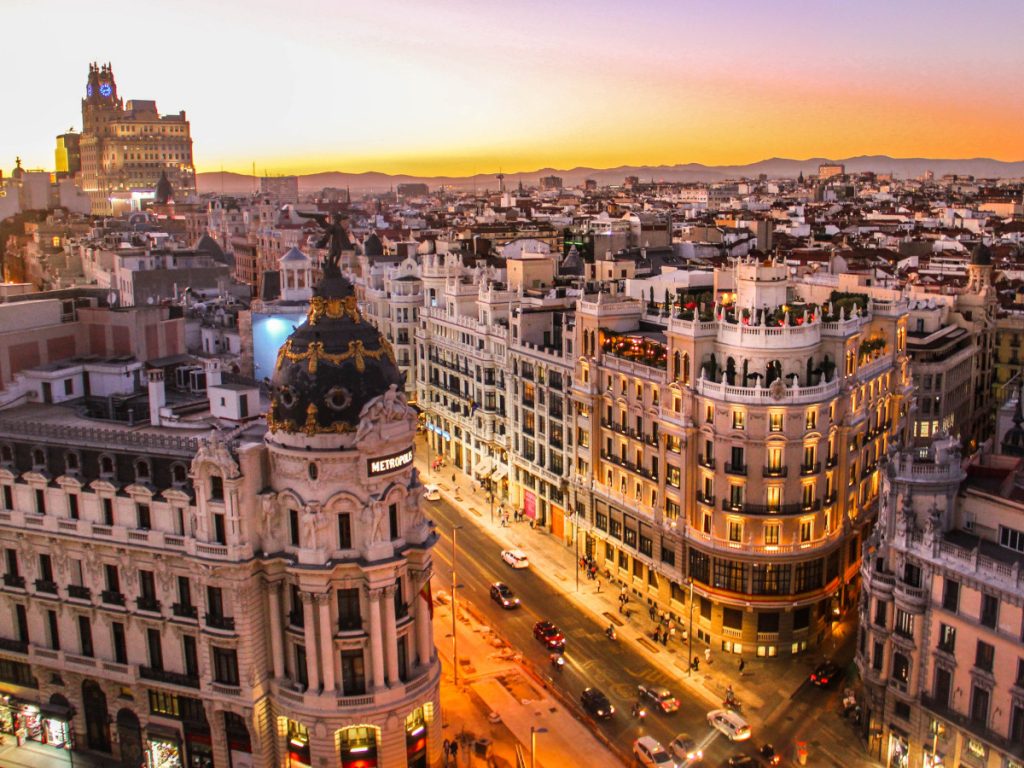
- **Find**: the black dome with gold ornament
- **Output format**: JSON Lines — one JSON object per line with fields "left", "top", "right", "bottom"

{"left": 267, "top": 272, "right": 403, "bottom": 436}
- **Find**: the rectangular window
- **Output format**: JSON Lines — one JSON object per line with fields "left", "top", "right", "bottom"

{"left": 624, "top": 527, "right": 637, "bottom": 548}
{"left": 872, "top": 640, "right": 884, "bottom": 671}
{"left": 104, "top": 564, "right": 120, "bottom": 593}
{"left": 147, "top": 628, "right": 163, "bottom": 670}
{"left": 289, "top": 509, "right": 300, "bottom": 546}
{"left": 689, "top": 549, "right": 710, "bottom": 584}
{"left": 764, "top": 524, "right": 780, "bottom": 546}
{"left": 895, "top": 609, "right": 914, "bottom": 638}
{"left": 341, "top": 650, "right": 366, "bottom": 696}
{"left": 207, "top": 586, "right": 224, "bottom": 619}
{"left": 595, "top": 512, "right": 608, "bottom": 531}
{"left": 874, "top": 599, "right": 887, "bottom": 628}
{"left": 975, "top": 640, "right": 995, "bottom": 673}
{"left": 112, "top": 622, "right": 127, "bottom": 664}
{"left": 102, "top": 497, "right": 114, "bottom": 526}
{"left": 800, "top": 519, "right": 812, "bottom": 543}
{"left": 609, "top": 520, "right": 622, "bottom": 540}
{"left": 295, "top": 645, "right": 308, "bottom": 688}
{"left": 942, "top": 578, "right": 959, "bottom": 613}
{"left": 337, "top": 589, "right": 361, "bottom": 631}
{"left": 728, "top": 520, "right": 742, "bottom": 543}
{"left": 68, "top": 494, "right": 79, "bottom": 520}
{"left": 794, "top": 560, "right": 823, "bottom": 593}
{"left": 183, "top": 635, "right": 199, "bottom": 678}
{"left": 47, "top": 610, "right": 59, "bottom": 651}
{"left": 213, "top": 514, "right": 226, "bottom": 544}
{"left": 213, "top": 647, "right": 239, "bottom": 685}
{"left": 937, "top": 623, "right": 956, "bottom": 653}
{"left": 35, "top": 489, "right": 46, "bottom": 515}
{"left": 137, "top": 503, "right": 151, "bottom": 530}
{"left": 210, "top": 476, "right": 224, "bottom": 501}
{"left": 178, "top": 576, "right": 192, "bottom": 608}
{"left": 970, "top": 685, "right": 990, "bottom": 726}
{"left": 712, "top": 558, "right": 745, "bottom": 592}
{"left": 732, "top": 410, "right": 745, "bottom": 430}
{"left": 751, "top": 563, "right": 790, "bottom": 595}
{"left": 666, "top": 465, "right": 680, "bottom": 488}
{"left": 769, "top": 412, "right": 783, "bottom": 432}
{"left": 388, "top": 503, "right": 399, "bottom": 540}
{"left": 980, "top": 593, "right": 999, "bottom": 629}
{"left": 78, "top": 616, "right": 94, "bottom": 658}
{"left": 999, "top": 525, "right": 1024, "bottom": 553}
{"left": 705, "top": 402, "right": 713, "bottom": 423}
{"left": 639, "top": 535, "right": 652, "bottom": 557}
{"left": 338, "top": 513, "right": 352, "bottom": 549}
{"left": 805, "top": 409, "right": 817, "bottom": 430}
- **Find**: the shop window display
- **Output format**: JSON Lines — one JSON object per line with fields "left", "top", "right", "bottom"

{"left": 146, "top": 735, "right": 183, "bottom": 768}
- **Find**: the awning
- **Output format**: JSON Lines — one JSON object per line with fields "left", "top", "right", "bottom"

{"left": 491, "top": 466, "right": 508, "bottom": 482}
{"left": 473, "top": 457, "right": 494, "bottom": 479}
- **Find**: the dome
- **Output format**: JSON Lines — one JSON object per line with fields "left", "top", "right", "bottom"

{"left": 267, "top": 273, "right": 403, "bottom": 436}
{"left": 363, "top": 232, "right": 383, "bottom": 258}
{"left": 970, "top": 242, "right": 992, "bottom": 266}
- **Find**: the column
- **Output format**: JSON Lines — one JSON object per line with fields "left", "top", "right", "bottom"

{"left": 267, "top": 582, "right": 285, "bottom": 680}
{"left": 382, "top": 585, "right": 400, "bottom": 685}
{"left": 301, "top": 592, "right": 320, "bottom": 692}
{"left": 414, "top": 575, "right": 433, "bottom": 667}
{"left": 316, "top": 592, "right": 336, "bottom": 693}
{"left": 367, "top": 587, "right": 387, "bottom": 689}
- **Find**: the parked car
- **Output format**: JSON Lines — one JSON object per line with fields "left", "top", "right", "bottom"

{"left": 532, "top": 621, "right": 565, "bottom": 651}
{"left": 707, "top": 709, "right": 751, "bottom": 741}
{"left": 810, "top": 659, "right": 841, "bottom": 688}
{"left": 489, "top": 582, "right": 520, "bottom": 609}
{"left": 638, "top": 684, "right": 681, "bottom": 714}
{"left": 580, "top": 687, "right": 615, "bottom": 719}
{"left": 501, "top": 549, "right": 529, "bottom": 569}
{"left": 632, "top": 736, "right": 675, "bottom": 768}
{"left": 423, "top": 484, "right": 440, "bottom": 501}
{"left": 669, "top": 733, "right": 702, "bottom": 763}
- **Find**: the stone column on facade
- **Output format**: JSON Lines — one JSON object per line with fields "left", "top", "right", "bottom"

{"left": 367, "top": 586, "right": 387, "bottom": 689}
{"left": 316, "top": 592, "right": 335, "bottom": 693}
{"left": 206, "top": 704, "right": 229, "bottom": 768}
{"left": 382, "top": 584, "right": 400, "bottom": 685}
{"left": 414, "top": 570, "right": 433, "bottom": 667}
{"left": 267, "top": 582, "right": 286, "bottom": 680}
{"left": 300, "top": 591, "right": 320, "bottom": 692}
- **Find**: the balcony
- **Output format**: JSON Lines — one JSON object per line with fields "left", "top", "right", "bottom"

{"left": 139, "top": 666, "right": 200, "bottom": 690}
{"left": 3, "top": 574, "right": 25, "bottom": 589}
{"left": 205, "top": 613, "right": 236, "bottom": 632}
{"left": 800, "top": 462, "right": 822, "bottom": 476}
{"left": 721, "top": 499, "right": 822, "bottom": 516}
{"left": 136, "top": 596, "right": 162, "bottom": 613}
{"left": 725, "top": 463, "right": 747, "bottom": 476}
{"left": 762, "top": 466, "right": 787, "bottom": 478}
{"left": 172, "top": 603, "right": 198, "bottom": 620}
{"left": 699, "top": 456, "right": 716, "bottom": 470}
{"left": 101, "top": 590, "right": 125, "bottom": 606}
{"left": 826, "top": 455, "right": 838, "bottom": 469}
{"left": 68, "top": 585, "right": 91, "bottom": 600}
{"left": 696, "top": 492, "right": 715, "bottom": 507}
{"left": 0, "top": 637, "right": 28, "bottom": 654}
{"left": 34, "top": 579, "right": 58, "bottom": 595}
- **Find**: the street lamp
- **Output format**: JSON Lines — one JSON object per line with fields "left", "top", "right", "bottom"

{"left": 686, "top": 577, "right": 695, "bottom": 676}
{"left": 574, "top": 511, "right": 580, "bottom": 593}
{"left": 452, "top": 524, "right": 462, "bottom": 687}
{"left": 530, "top": 726, "right": 548, "bottom": 768}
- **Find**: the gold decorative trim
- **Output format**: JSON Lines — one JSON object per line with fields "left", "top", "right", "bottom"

{"left": 308, "top": 295, "right": 361, "bottom": 326}
{"left": 275, "top": 338, "right": 394, "bottom": 375}
{"left": 266, "top": 400, "right": 356, "bottom": 435}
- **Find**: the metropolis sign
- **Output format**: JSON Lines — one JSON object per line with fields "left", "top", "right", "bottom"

{"left": 367, "top": 448, "right": 414, "bottom": 477}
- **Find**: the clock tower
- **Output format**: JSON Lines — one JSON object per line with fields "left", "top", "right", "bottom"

{"left": 82, "top": 62, "right": 122, "bottom": 136}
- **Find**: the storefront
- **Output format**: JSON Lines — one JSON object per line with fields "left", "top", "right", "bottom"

{"left": 186, "top": 729, "right": 214, "bottom": 768}
{"left": 0, "top": 698, "right": 73, "bottom": 749}
{"left": 39, "top": 703, "right": 73, "bottom": 749}
{"left": 287, "top": 720, "right": 311, "bottom": 768}
{"left": 523, "top": 490, "right": 536, "bottom": 521}
{"left": 405, "top": 709, "right": 427, "bottom": 768}
{"left": 145, "top": 727, "right": 184, "bottom": 768}
{"left": 340, "top": 726, "right": 379, "bottom": 768}
{"left": 886, "top": 729, "right": 909, "bottom": 768}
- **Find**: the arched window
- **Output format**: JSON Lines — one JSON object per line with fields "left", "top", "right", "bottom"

{"left": 135, "top": 460, "right": 150, "bottom": 481}
{"left": 682, "top": 353, "right": 690, "bottom": 385}
{"left": 673, "top": 351, "right": 681, "bottom": 380}
{"left": 66, "top": 452, "right": 80, "bottom": 472}
{"left": 32, "top": 449, "right": 46, "bottom": 468}
{"left": 100, "top": 455, "right": 114, "bottom": 476}
{"left": 171, "top": 464, "right": 188, "bottom": 486}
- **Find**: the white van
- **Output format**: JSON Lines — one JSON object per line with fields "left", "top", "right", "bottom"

{"left": 706, "top": 709, "right": 751, "bottom": 741}
{"left": 423, "top": 484, "right": 441, "bottom": 501}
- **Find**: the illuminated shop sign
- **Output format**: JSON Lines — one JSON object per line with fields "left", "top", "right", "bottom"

{"left": 367, "top": 448, "right": 414, "bottom": 477}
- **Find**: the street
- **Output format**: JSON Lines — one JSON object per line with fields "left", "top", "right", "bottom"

{"left": 428, "top": 494, "right": 816, "bottom": 767}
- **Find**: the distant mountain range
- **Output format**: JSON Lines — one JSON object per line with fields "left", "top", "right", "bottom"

{"left": 196, "top": 156, "right": 1024, "bottom": 196}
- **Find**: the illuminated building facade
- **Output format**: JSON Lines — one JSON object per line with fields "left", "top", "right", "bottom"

{"left": 571, "top": 258, "right": 912, "bottom": 657}
{"left": 79, "top": 63, "right": 196, "bottom": 215}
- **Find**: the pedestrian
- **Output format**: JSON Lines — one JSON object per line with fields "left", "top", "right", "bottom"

{"left": 618, "top": 603, "right": 623, "bottom": 614}
{"left": 649, "top": 604, "right": 656, "bottom": 621}
{"left": 669, "top": 627, "right": 676, "bottom": 643}
{"left": 450, "top": 741, "right": 458, "bottom": 764}
{"left": 692, "top": 656, "right": 700, "bottom": 672}
{"left": 596, "top": 579, "right": 602, "bottom": 593}
{"left": 739, "top": 658, "right": 746, "bottom": 674}
{"left": 660, "top": 632, "right": 667, "bottom": 646}
{"left": 705, "top": 647, "right": 712, "bottom": 665}
{"left": 451, "top": 472, "right": 456, "bottom": 484}
{"left": 443, "top": 739, "right": 450, "bottom": 765}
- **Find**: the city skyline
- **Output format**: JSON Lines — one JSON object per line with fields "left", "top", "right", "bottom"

{"left": 5, "top": 0, "right": 1024, "bottom": 177}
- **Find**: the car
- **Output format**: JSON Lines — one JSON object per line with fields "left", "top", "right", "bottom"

{"left": 423, "top": 484, "right": 440, "bottom": 501}
{"left": 489, "top": 582, "right": 520, "bottom": 609}
{"left": 532, "top": 620, "right": 565, "bottom": 651}
{"left": 810, "top": 659, "right": 842, "bottom": 688}
{"left": 580, "top": 687, "right": 615, "bottom": 719}
{"left": 638, "top": 684, "right": 681, "bottom": 714}
{"left": 707, "top": 709, "right": 751, "bottom": 742}
{"left": 668, "top": 733, "right": 702, "bottom": 763}
{"left": 632, "top": 736, "right": 675, "bottom": 768}
{"left": 501, "top": 549, "right": 529, "bottom": 568}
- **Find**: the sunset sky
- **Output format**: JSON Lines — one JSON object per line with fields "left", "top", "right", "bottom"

{"left": 4, "top": 0, "right": 1023, "bottom": 177}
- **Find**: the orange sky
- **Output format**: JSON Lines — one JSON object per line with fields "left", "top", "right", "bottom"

{"left": 4, "top": 0, "right": 1023, "bottom": 176}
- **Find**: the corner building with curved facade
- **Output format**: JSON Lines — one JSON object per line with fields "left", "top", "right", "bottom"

{"left": 571, "top": 258, "right": 912, "bottom": 657}
{"left": 0, "top": 274, "right": 440, "bottom": 767}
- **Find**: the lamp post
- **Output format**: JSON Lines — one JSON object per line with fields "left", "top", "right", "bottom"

{"left": 452, "top": 524, "right": 462, "bottom": 687}
{"left": 530, "top": 726, "right": 548, "bottom": 768}
{"left": 687, "top": 577, "right": 694, "bottom": 676}
{"left": 574, "top": 511, "right": 580, "bottom": 593}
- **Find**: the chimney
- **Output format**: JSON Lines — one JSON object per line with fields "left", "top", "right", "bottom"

{"left": 147, "top": 369, "right": 165, "bottom": 426}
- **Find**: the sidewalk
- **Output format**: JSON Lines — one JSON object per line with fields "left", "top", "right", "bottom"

{"left": 433, "top": 582, "right": 624, "bottom": 768}
{"left": 418, "top": 442, "right": 834, "bottom": 729}
{"left": 0, "top": 739, "right": 118, "bottom": 768}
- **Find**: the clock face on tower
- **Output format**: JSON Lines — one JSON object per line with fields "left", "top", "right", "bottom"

{"left": 99, "top": 83, "right": 112, "bottom": 98}
{"left": 86, "top": 84, "right": 94, "bottom": 97}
